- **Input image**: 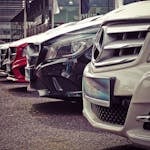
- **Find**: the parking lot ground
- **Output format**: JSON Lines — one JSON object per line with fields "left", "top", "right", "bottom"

{"left": 0, "top": 78, "right": 146, "bottom": 150}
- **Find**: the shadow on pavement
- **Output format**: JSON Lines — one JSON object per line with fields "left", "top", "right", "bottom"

{"left": 31, "top": 100, "right": 83, "bottom": 115}
{"left": 102, "top": 144, "right": 146, "bottom": 150}
{"left": 30, "top": 100, "right": 107, "bottom": 133}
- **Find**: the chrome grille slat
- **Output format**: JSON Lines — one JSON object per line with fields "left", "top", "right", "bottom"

{"left": 0, "top": 49, "right": 7, "bottom": 68}
{"left": 107, "top": 24, "right": 150, "bottom": 34}
{"left": 94, "top": 55, "right": 138, "bottom": 67}
{"left": 104, "top": 39, "right": 144, "bottom": 50}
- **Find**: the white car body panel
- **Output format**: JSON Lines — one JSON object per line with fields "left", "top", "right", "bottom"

{"left": 83, "top": 1, "right": 150, "bottom": 148}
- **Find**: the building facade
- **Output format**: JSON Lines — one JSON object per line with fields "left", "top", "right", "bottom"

{"left": 0, "top": 0, "right": 145, "bottom": 42}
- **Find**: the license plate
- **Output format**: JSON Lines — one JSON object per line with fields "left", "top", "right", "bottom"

{"left": 83, "top": 76, "right": 115, "bottom": 107}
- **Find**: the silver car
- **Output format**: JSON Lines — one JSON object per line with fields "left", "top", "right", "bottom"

{"left": 82, "top": 1, "right": 150, "bottom": 148}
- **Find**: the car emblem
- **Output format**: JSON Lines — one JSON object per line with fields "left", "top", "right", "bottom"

{"left": 92, "top": 26, "right": 104, "bottom": 63}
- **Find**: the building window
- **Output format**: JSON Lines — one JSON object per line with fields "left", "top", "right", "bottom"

{"left": 54, "top": 0, "right": 79, "bottom": 26}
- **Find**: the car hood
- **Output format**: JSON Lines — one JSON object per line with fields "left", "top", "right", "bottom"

{"left": 0, "top": 43, "right": 10, "bottom": 50}
{"left": 9, "top": 15, "right": 103, "bottom": 47}
{"left": 102, "top": 1, "right": 150, "bottom": 24}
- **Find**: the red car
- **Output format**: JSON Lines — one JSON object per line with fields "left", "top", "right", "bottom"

{"left": 6, "top": 33, "right": 42, "bottom": 82}
{"left": 7, "top": 43, "right": 28, "bottom": 82}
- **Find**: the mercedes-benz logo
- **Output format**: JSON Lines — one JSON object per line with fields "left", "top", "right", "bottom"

{"left": 92, "top": 26, "right": 104, "bottom": 63}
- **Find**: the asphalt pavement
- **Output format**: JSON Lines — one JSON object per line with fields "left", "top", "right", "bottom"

{"left": 0, "top": 78, "right": 146, "bottom": 150}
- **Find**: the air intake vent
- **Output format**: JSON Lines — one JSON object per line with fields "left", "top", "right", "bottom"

{"left": 93, "top": 22, "right": 150, "bottom": 67}
{"left": 91, "top": 103, "right": 129, "bottom": 125}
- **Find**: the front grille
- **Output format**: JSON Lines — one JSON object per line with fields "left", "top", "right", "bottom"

{"left": 91, "top": 103, "right": 129, "bottom": 125}
{"left": 9, "top": 47, "right": 16, "bottom": 61}
{"left": 143, "top": 122, "right": 150, "bottom": 130}
{"left": 0, "top": 49, "right": 7, "bottom": 68}
{"left": 93, "top": 22, "right": 150, "bottom": 66}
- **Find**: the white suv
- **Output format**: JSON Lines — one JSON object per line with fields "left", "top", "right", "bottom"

{"left": 82, "top": 1, "right": 150, "bottom": 148}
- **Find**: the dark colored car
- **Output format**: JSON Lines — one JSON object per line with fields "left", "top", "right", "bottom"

{"left": 25, "top": 18, "right": 102, "bottom": 99}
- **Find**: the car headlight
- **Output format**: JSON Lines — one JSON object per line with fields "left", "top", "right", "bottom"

{"left": 45, "top": 38, "right": 94, "bottom": 60}
{"left": 71, "top": 41, "right": 86, "bottom": 52}
{"left": 71, "top": 39, "right": 93, "bottom": 52}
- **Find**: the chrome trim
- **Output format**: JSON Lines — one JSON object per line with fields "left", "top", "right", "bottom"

{"left": 107, "top": 24, "right": 150, "bottom": 34}
{"left": 84, "top": 94, "right": 110, "bottom": 107}
{"left": 52, "top": 77, "right": 63, "bottom": 92}
{"left": 104, "top": 39, "right": 144, "bottom": 50}
{"left": 94, "top": 55, "right": 137, "bottom": 67}
{"left": 136, "top": 115, "right": 150, "bottom": 122}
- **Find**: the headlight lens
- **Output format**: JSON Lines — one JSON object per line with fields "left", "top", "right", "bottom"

{"left": 71, "top": 41, "right": 86, "bottom": 52}
{"left": 71, "top": 39, "right": 93, "bottom": 53}
{"left": 45, "top": 38, "right": 94, "bottom": 60}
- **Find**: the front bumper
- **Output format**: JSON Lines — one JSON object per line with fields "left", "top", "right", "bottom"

{"left": 9, "top": 57, "right": 27, "bottom": 82}
{"left": 26, "top": 58, "right": 83, "bottom": 99}
{"left": 127, "top": 128, "right": 150, "bottom": 148}
{"left": 82, "top": 64, "right": 150, "bottom": 147}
